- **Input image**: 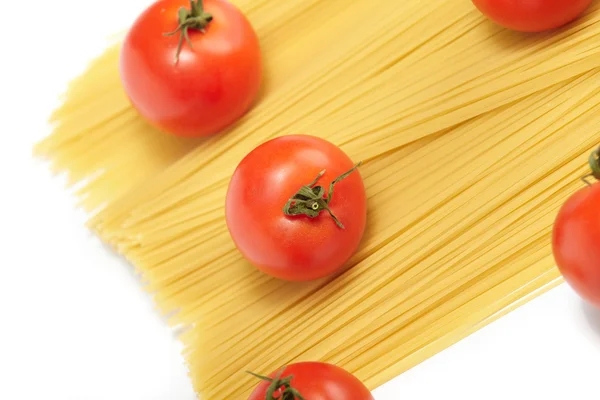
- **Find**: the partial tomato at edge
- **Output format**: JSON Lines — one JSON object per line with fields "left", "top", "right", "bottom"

{"left": 552, "top": 148, "right": 600, "bottom": 308}
{"left": 225, "top": 135, "right": 367, "bottom": 282}
{"left": 247, "top": 362, "right": 374, "bottom": 400}
{"left": 472, "top": 0, "right": 593, "bottom": 32}
{"left": 120, "top": 0, "right": 262, "bottom": 137}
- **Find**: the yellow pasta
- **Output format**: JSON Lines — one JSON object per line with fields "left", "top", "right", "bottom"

{"left": 37, "top": 0, "right": 600, "bottom": 213}
{"left": 180, "top": 74, "right": 600, "bottom": 397}
{"left": 34, "top": 0, "right": 600, "bottom": 398}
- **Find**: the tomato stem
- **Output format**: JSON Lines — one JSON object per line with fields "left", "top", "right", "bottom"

{"left": 163, "top": 0, "right": 213, "bottom": 64}
{"left": 282, "top": 162, "right": 362, "bottom": 229}
{"left": 582, "top": 146, "right": 600, "bottom": 186}
{"left": 247, "top": 369, "right": 306, "bottom": 400}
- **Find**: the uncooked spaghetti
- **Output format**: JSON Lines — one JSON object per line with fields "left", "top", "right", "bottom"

{"left": 35, "top": 0, "right": 600, "bottom": 398}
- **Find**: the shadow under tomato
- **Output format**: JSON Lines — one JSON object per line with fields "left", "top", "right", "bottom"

{"left": 581, "top": 300, "right": 600, "bottom": 339}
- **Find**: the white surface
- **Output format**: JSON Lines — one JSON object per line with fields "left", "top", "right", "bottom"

{"left": 0, "top": 1, "right": 599, "bottom": 399}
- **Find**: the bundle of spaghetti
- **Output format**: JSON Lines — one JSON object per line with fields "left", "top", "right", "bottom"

{"left": 81, "top": 8, "right": 600, "bottom": 316}
{"left": 37, "top": 0, "right": 600, "bottom": 214}
{"left": 91, "top": 0, "right": 600, "bottom": 236}
{"left": 33, "top": 0, "right": 600, "bottom": 398}
{"left": 178, "top": 72, "right": 600, "bottom": 398}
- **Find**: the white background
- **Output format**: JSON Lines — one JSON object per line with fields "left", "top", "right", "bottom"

{"left": 1, "top": 1, "right": 599, "bottom": 399}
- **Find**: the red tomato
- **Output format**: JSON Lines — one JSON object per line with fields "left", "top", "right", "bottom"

{"left": 552, "top": 148, "right": 600, "bottom": 308}
{"left": 225, "top": 135, "right": 367, "bottom": 281}
{"left": 472, "top": 0, "right": 592, "bottom": 32}
{"left": 247, "top": 362, "right": 374, "bottom": 400}
{"left": 120, "top": 0, "right": 262, "bottom": 137}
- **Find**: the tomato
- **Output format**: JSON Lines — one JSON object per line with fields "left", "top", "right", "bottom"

{"left": 225, "top": 135, "right": 367, "bottom": 281}
{"left": 120, "top": 0, "right": 262, "bottom": 137}
{"left": 247, "top": 362, "right": 374, "bottom": 400}
{"left": 472, "top": 0, "right": 592, "bottom": 32}
{"left": 552, "top": 147, "right": 600, "bottom": 308}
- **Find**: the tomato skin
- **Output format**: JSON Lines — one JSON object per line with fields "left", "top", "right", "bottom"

{"left": 553, "top": 182, "right": 600, "bottom": 308}
{"left": 225, "top": 135, "right": 367, "bottom": 281}
{"left": 120, "top": 0, "right": 262, "bottom": 137}
{"left": 472, "top": 0, "right": 592, "bottom": 32}
{"left": 247, "top": 362, "right": 374, "bottom": 400}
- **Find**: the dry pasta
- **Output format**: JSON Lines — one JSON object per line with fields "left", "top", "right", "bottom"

{"left": 34, "top": 0, "right": 600, "bottom": 398}
{"left": 179, "top": 73, "right": 600, "bottom": 396}
{"left": 37, "top": 0, "right": 600, "bottom": 213}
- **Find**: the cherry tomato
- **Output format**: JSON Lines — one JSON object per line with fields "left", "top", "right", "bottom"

{"left": 472, "top": 0, "right": 592, "bottom": 32}
{"left": 120, "top": 0, "right": 262, "bottom": 137}
{"left": 225, "top": 135, "right": 367, "bottom": 281}
{"left": 248, "top": 362, "right": 374, "bottom": 400}
{"left": 552, "top": 148, "right": 600, "bottom": 308}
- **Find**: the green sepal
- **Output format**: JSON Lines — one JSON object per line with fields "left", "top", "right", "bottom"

{"left": 247, "top": 369, "right": 306, "bottom": 400}
{"left": 282, "top": 162, "right": 362, "bottom": 229}
{"left": 163, "top": 0, "right": 213, "bottom": 64}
